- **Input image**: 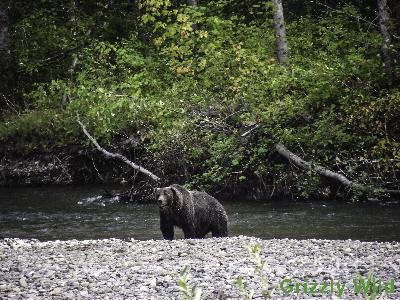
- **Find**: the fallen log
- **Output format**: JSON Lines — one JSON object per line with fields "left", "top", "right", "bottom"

{"left": 275, "top": 143, "right": 362, "bottom": 189}
{"left": 275, "top": 143, "right": 400, "bottom": 195}
{"left": 77, "top": 114, "right": 161, "bottom": 182}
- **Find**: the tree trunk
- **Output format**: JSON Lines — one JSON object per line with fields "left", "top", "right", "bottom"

{"left": 273, "top": 0, "right": 289, "bottom": 67}
{"left": 0, "top": 0, "right": 13, "bottom": 110}
{"left": 377, "top": 0, "right": 393, "bottom": 81}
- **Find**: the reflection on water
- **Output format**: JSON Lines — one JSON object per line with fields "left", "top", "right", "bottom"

{"left": 0, "top": 186, "right": 399, "bottom": 241}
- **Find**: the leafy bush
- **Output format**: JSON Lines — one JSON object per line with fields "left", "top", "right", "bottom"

{"left": 1, "top": 1, "right": 399, "bottom": 199}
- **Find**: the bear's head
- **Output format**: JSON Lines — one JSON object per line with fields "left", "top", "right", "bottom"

{"left": 155, "top": 186, "right": 180, "bottom": 210}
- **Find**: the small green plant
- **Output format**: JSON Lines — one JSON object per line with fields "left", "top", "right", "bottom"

{"left": 235, "top": 275, "right": 255, "bottom": 300}
{"left": 247, "top": 244, "right": 275, "bottom": 298}
{"left": 355, "top": 272, "right": 389, "bottom": 300}
{"left": 178, "top": 266, "right": 202, "bottom": 300}
{"left": 235, "top": 243, "right": 275, "bottom": 299}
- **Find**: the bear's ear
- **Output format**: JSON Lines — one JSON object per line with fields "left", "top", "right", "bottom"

{"left": 154, "top": 188, "right": 162, "bottom": 198}
{"left": 170, "top": 186, "right": 178, "bottom": 199}
{"left": 170, "top": 186, "right": 183, "bottom": 208}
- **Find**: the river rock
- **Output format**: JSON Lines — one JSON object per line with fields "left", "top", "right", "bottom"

{"left": 19, "top": 277, "right": 27, "bottom": 288}
{"left": 0, "top": 237, "right": 399, "bottom": 299}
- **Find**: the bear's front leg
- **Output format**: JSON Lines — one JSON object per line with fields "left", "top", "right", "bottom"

{"left": 160, "top": 215, "right": 174, "bottom": 240}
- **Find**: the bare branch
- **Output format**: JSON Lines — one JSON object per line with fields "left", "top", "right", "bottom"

{"left": 76, "top": 114, "right": 160, "bottom": 182}
{"left": 40, "top": 45, "right": 81, "bottom": 65}
{"left": 241, "top": 125, "right": 259, "bottom": 137}
{"left": 275, "top": 143, "right": 400, "bottom": 195}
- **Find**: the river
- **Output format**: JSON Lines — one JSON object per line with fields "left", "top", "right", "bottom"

{"left": 1, "top": 185, "right": 399, "bottom": 241}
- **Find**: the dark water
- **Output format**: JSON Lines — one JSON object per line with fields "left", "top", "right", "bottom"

{"left": 1, "top": 186, "right": 399, "bottom": 241}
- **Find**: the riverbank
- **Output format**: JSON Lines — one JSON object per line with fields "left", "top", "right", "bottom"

{"left": 0, "top": 237, "right": 399, "bottom": 299}
{"left": 2, "top": 148, "right": 399, "bottom": 203}
{"left": 0, "top": 150, "right": 126, "bottom": 187}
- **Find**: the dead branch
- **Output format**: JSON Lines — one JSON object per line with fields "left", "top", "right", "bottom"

{"left": 77, "top": 114, "right": 160, "bottom": 182}
{"left": 241, "top": 124, "right": 259, "bottom": 137}
{"left": 275, "top": 143, "right": 400, "bottom": 195}
{"left": 40, "top": 45, "right": 81, "bottom": 65}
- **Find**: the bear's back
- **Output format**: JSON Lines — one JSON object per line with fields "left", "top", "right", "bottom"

{"left": 190, "top": 191, "right": 227, "bottom": 218}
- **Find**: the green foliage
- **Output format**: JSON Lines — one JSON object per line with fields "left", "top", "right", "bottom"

{"left": 1, "top": 1, "right": 399, "bottom": 198}
{"left": 0, "top": 109, "right": 77, "bottom": 152}
{"left": 235, "top": 243, "right": 274, "bottom": 299}
{"left": 235, "top": 275, "right": 255, "bottom": 300}
{"left": 177, "top": 266, "right": 202, "bottom": 300}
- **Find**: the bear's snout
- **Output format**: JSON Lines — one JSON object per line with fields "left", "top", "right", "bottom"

{"left": 157, "top": 195, "right": 169, "bottom": 208}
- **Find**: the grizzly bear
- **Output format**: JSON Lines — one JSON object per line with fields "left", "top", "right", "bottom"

{"left": 155, "top": 184, "right": 228, "bottom": 240}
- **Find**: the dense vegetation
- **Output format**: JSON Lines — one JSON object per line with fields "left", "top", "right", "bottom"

{"left": 1, "top": 0, "right": 399, "bottom": 200}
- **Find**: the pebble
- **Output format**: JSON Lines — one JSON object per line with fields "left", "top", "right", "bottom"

{"left": 148, "top": 278, "right": 157, "bottom": 288}
{"left": 19, "top": 277, "right": 27, "bottom": 288}
{"left": 50, "top": 288, "right": 62, "bottom": 295}
{"left": 0, "top": 237, "right": 398, "bottom": 299}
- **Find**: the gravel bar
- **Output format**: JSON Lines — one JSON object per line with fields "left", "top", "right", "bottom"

{"left": 0, "top": 236, "right": 399, "bottom": 299}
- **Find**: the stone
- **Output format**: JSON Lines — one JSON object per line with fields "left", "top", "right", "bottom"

{"left": 19, "top": 277, "right": 28, "bottom": 288}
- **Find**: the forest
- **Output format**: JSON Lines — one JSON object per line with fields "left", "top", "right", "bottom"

{"left": 1, "top": 0, "right": 399, "bottom": 201}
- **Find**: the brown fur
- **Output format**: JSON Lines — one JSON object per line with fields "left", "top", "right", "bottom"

{"left": 155, "top": 184, "right": 228, "bottom": 240}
